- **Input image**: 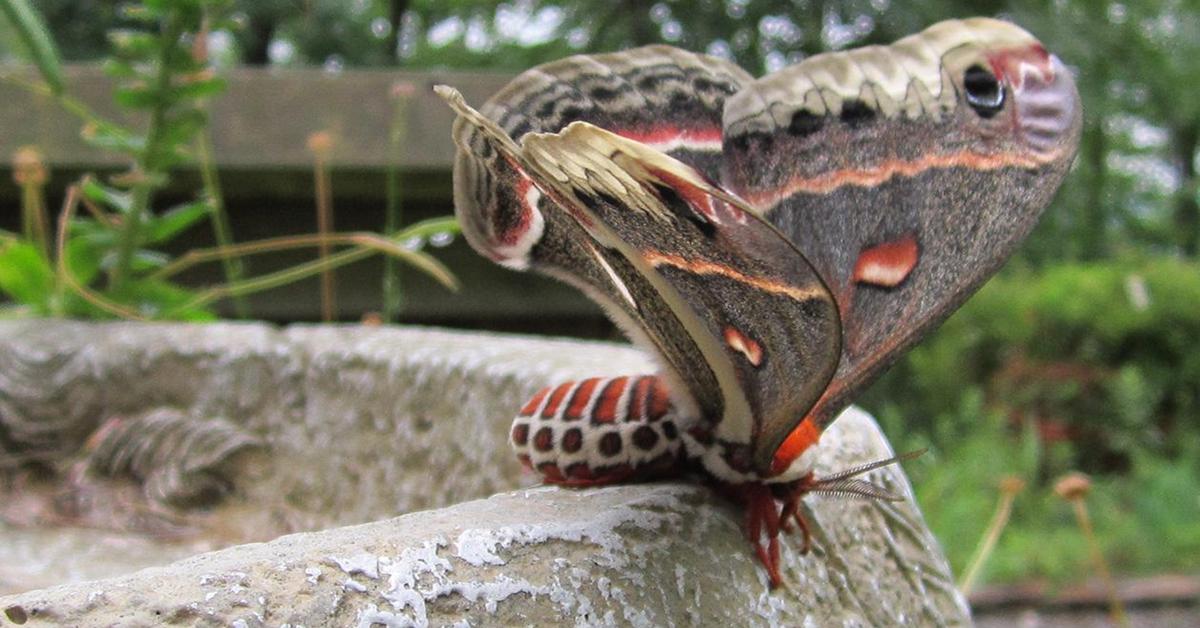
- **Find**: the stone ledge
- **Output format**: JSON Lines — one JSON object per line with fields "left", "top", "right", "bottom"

{"left": 0, "top": 320, "right": 969, "bottom": 623}
{"left": 0, "top": 409, "right": 968, "bottom": 626}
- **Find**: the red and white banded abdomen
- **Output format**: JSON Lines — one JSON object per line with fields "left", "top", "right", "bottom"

{"left": 510, "top": 375, "right": 692, "bottom": 485}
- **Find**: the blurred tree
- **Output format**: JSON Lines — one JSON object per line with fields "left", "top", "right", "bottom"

{"left": 3, "top": 0, "right": 1196, "bottom": 260}
{"left": 1010, "top": 0, "right": 1200, "bottom": 261}
{"left": 24, "top": 0, "right": 120, "bottom": 59}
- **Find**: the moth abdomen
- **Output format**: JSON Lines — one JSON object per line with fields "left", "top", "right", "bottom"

{"left": 510, "top": 375, "right": 693, "bottom": 486}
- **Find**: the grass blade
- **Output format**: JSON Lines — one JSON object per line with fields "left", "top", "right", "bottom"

{"left": 0, "top": 0, "right": 64, "bottom": 94}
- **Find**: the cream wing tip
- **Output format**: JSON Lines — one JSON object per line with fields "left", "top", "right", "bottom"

{"left": 433, "top": 84, "right": 469, "bottom": 112}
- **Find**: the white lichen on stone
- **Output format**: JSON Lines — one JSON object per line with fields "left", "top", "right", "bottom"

{"left": 305, "top": 566, "right": 322, "bottom": 585}
{"left": 329, "top": 552, "right": 381, "bottom": 579}
{"left": 355, "top": 603, "right": 411, "bottom": 628}
{"left": 453, "top": 485, "right": 686, "bottom": 577}
{"left": 454, "top": 529, "right": 509, "bottom": 566}
{"left": 433, "top": 575, "right": 549, "bottom": 613}
{"left": 375, "top": 537, "right": 451, "bottom": 624}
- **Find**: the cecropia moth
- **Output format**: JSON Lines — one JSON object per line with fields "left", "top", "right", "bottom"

{"left": 437, "top": 17, "right": 1081, "bottom": 587}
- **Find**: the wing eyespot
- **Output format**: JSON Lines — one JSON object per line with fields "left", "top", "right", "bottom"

{"left": 963, "top": 65, "right": 1005, "bottom": 118}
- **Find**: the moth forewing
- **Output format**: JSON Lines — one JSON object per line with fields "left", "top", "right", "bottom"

{"left": 517, "top": 125, "right": 760, "bottom": 445}
{"left": 436, "top": 85, "right": 522, "bottom": 158}
{"left": 521, "top": 123, "right": 843, "bottom": 471}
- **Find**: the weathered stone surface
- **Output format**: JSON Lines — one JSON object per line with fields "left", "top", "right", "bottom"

{"left": 0, "top": 321, "right": 651, "bottom": 540}
{"left": 0, "top": 408, "right": 968, "bottom": 627}
{"left": 271, "top": 325, "right": 655, "bottom": 528}
{"left": 0, "top": 320, "right": 970, "bottom": 624}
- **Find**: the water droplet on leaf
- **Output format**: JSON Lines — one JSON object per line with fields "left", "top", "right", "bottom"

{"left": 429, "top": 232, "right": 455, "bottom": 248}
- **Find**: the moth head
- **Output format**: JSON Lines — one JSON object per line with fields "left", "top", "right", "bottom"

{"left": 938, "top": 18, "right": 1082, "bottom": 159}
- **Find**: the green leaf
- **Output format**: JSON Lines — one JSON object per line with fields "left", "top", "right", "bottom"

{"left": 0, "top": 0, "right": 65, "bottom": 94}
{"left": 107, "top": 30, "right": 158, "bottom": 58}
{"left": 144, "top": 200, "right": 211, "bottom": 244}
{"left": 158, "top": 108, "right": 208, "bottom": 148}
{"left": 114, "top": 84, "right": 162, "bottom": 109}
{"left": 393, "top": 216, "right": 462, "bottom": 240}
{"left": 171, "top": 76, "right": 227, "bottom": 101}
{"left": 116, "top": 3, "right": 159, "bottom": 23}
{"left": 142, "top": 0, "right": 205, "bottom": 15}
{"left": 0, "top": 240, "right": 54, "bottom": 309}
{"left": 64, "top": 236, "right": 103, "bottom": 286}
{"left": 81, "top": 179, "right": 133, "bottom": 213}
{"left": 101, "top": 58, "right": 139, "bottom": 80}
{"left": 70, "top": 218, "right": 118, "bottom": 249}
{"left": 130, "top": 249, "right": 170, "bottom": 271}
{"left": 113, "top": 277, "right": 215, "bottom": 321}
{"left": 81, "top": 123, "right": 145, "bottom": 155}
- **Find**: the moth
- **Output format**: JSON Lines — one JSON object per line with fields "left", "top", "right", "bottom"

{"left": 438, "top": 18, "right": 1080, "bottom": 587}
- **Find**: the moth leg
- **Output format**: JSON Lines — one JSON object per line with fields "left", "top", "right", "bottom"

{"left": 777, "top": 490, "right": 813, "bottom": 554}
{"left": 777, "top": 476, "right": 814, "bottom": 554}
{"left": 744, "top": 483, "right": 785, "bottom": 588}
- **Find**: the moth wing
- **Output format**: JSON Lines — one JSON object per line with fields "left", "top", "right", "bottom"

{"left": 442, "top": 48, "right": 753, "bottom": 425}
{"left": 518, "top": 122, "right": 841, "bottom": 474}
{"left": 448, "top": 45, "right": 751, "bottom": 271}
{"left": 722, "top": 18, "right": 1082, "bottom": 432}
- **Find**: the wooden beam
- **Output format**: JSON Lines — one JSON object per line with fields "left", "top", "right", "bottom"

{"left": 0, "top": 64, "right": 513, "bottom": 170}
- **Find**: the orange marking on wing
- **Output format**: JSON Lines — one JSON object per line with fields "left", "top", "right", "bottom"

{"left": 519, "top": 387, "right": 551, "bottom": 416}
{"left": 771, "top": 418, "right": 820, "bottom": 477}
{"left": 744, "top": 148, "right": 1064, "bottom": 210}
{"left": 541, "top": 382, "right": 573, "bottom": 419}
{"left": 645, "top": 165, "right": 721, "bottom": 223}
{"left": 723, "top": 326, "right": 764, "bottom": 366}
{"left": 592, "top": 377, "right": 629, "bottom": 424}
{"left": 853, "top": 235, "right": 919, "bottom": 288}
{"left": 564, "top": 378, "right": 601, "bottom": 421}
{"left": 615, "top": 125, "right": 723, "bottom": 148}
{"left": 643, "top": 251, "right": 827, "bottom": 302}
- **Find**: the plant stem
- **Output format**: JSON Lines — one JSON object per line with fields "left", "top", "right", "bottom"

{"left": 110, "top": 15, "right": 184, "bottom": 292}
{"left": 149, "top": 216, "right": 460, "bottom": 285}
{"left": 1, "top": 73, "right": 144, "bottom": 156}
{"left": 958, "top": 487, "right": 1017, "bottom": 596}
{"left": 309, "top": 133, "right": 336, "bottom": 321}
{"left": 1069, "top": 498, "right": 1129, "bottom": 627}
{"left": 55, "top": 184, "right": 146, "bottom": 320}
{"left": 19, "top": 180, "right": 48, "bottom": 258}
{"left": 195, "top": 128, "right": 250, "bottom": 317}
{"left": 382, "top": 85, "right": 410, "bottom": 323}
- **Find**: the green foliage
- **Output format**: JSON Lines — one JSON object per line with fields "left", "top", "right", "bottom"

{"left": 0, "top": 3, "right": 219, "bottom": 316}
{"left": 867, "top": 259, "right": 1200, "bottom": 467}
{"left": 910, "top": 418, "right": 1200, "bottom": 583}
{"left": 0, "top": 0, "right": 459, "bottom": 320}
{"left": 869, "top": 259, "right": 1200, "bottom": 581}
{"left": 8, "top": 0, "right": 232, "bottom": 318}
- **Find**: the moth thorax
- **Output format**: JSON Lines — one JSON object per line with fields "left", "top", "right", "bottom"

{"left": 681, "top": 432, "right": 819, "bottom": 484}
{"left": 765, "top": 446, "right": 819, "bottom": 484}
